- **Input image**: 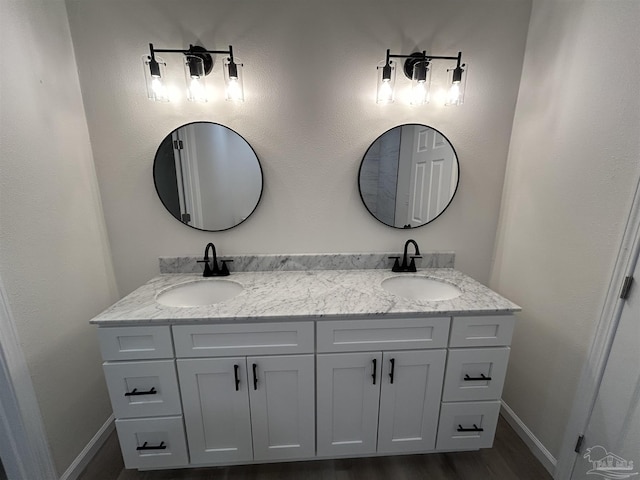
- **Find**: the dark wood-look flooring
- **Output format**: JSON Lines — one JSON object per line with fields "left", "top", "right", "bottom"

{"left": 79, "top": 415, "right": 552, "bottom": 480}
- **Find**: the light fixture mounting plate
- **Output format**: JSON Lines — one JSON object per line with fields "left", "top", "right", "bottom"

{"left": 403, "top": 52, "right": 427, "bottom": 80}
{"left": 187, "top": 45, "right": 214, "bottom": 76}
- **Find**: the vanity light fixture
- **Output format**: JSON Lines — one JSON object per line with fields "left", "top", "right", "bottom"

{"left": 142, "top": 43, "right": 244, "bottom": 103}
{"left": 377, "top": 49, "right": 466, "bottom": 106}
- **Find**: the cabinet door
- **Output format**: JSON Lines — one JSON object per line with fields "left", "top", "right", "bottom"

{"left": 377, "top": 350, "right": 446, "bottom": 453}
{"left": 248, "top": 355, "right": 315, "bottom": 461}
{"left": 316, "top": 352, "right": 382, "bottom": 457}
{"left": 176, "top": 357, "right": 253, "bottom": 464}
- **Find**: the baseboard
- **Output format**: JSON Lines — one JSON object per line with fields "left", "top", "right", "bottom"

{"left": 59, "top": 414, "right": 115, "bottom": 480}
{"left": 500, "top": 400, "right": 556, "bottom": 475}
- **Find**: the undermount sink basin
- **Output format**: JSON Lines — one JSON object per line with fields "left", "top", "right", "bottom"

{"left": 381, "top": 275, "right": 462, "bottom": 301}
{"left": 156, "top": 279, "right": 244, "bottom": 307}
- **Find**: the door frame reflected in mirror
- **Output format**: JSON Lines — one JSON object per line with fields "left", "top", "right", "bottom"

{"left": 153, "top": 121, "right": 264, "bottom": 232}
{"left": 358, "top": 124, "right": 459, "bottom": 229}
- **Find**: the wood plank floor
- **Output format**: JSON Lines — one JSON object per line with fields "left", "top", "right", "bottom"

{"left": 78, "top": 415, "right": 552, "bottom": 480}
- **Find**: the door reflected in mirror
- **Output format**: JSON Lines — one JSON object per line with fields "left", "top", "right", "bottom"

{"left": 358, "top": 124, "right": 459, "bottom": 228}
{"left": 153, "top": 122, "right": 263, "bottom": 232}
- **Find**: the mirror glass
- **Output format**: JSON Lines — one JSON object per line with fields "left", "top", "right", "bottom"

{"left": 358, "top": 124, "right": 459, "bottom": 228}
{"left": 153, "top": 122, "right": 263, "bottom": 231}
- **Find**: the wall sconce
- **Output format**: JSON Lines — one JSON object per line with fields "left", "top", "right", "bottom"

{"left": 376, "top": 49, "right": 466, "bottom": 106}
{"left": 142, "top": 43, "right": 244, "bottom": 103}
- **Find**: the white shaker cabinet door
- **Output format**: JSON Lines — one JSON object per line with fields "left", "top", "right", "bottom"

{"left": 176, "top": 357, "right": 253, "bottom": 464}
{"left": 316, "top": 352, "right": 382, "bottom": 457}
{"left": 248, "top": 355, "right": 315, "bottom": 461}
{"left": 377, "top": 349, "right": 446, "bottom": 454}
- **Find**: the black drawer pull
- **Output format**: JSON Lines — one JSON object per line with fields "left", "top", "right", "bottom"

{"left": 136, "top": 441, "right": 166, "bottom": 451}
{"left": 234, "top": 364, "right": 241, "bottom": 391}
{"left": 389, "top": 358, "right": 395, "bottom": 384}
{"left": 124, "top": 387, "right": 157, "bottom": 397}
{"left": 457, "top": 424, "right": 484, "bottom": 432}
{"left": 464, "top": 373, "right": 492, "bottom": 381}
{"left": 253, "top": 363, "right": 258, "bottom": 390}
{"left": 372, "top": 358, "right": 377, "bottom": 385}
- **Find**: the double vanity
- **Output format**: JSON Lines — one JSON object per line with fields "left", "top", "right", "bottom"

{"left": 91, "top": 250, "right": 520, "bottom": 471}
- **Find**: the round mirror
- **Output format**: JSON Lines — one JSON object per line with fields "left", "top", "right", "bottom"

{"left": 153, "top": 122, "right": 263, "bottom": 231}
{"left": 358, "top": 124, "right": 459, "bottom": 229}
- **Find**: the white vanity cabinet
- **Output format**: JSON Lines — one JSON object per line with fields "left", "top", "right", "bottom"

{"left": 315, "top": 317, "right": 449, "bottom": 457}
{"left": 172, "top": 323, "right": 316, "bottom": 465}
{"left": 96, "top": 313, "right": 517, "bottom": 471}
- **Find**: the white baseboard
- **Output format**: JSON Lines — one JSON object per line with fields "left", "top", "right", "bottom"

{"left": 500, "top": 400, "right": 556, "bottom": 475}
{"left": 59, "top": 414, "right": 115, "bottom": 480}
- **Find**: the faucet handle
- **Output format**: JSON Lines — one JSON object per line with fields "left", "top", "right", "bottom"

{"left": 389, "top": 256, "right": 401, "bottom": 272}
{"left": 197, "top": 259, "right": 213, "bottom": 277}
{"left": 219, "top": 260, "right": 233, "bottom": 276}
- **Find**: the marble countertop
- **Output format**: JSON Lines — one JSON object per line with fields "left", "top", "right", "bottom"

{"left": 90, "top": 268, "right": 521, "bottom": 325}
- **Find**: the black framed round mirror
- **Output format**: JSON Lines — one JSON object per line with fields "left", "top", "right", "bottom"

{"left": 153, "top": 122, "right": 263, "bottom": 232}
{"left": 358, "top": 124, "right": 459, "bottom": 229}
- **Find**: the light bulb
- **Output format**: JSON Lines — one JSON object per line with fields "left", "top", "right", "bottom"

{"left": 447, "top": 82, "right": 461, "bottom": 105}
{"left": 187, "top": 76, "right": 207, "bottom": 102}
{"left": 151, "top": 77, "right": 164, "bottom": 96}
{"left": 378, "top": 80, "right": 393, "bottom": 103}
{"left": 226, "top": 77, "right": 243, "bottom": 102}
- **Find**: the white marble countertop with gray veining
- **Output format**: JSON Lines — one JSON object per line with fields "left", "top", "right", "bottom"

{"left": 90, "top": 268, "right": 520, "bottom": 325}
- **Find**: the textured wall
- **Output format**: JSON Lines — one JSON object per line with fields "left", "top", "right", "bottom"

{"left": 65, "top": 0, "right": 532, "bottom": 295}
{"left": 490, "top": 0, "right": 640, "bottom": 460}
{"left": 0, "top": 0, "right": 118, "bottom": 474}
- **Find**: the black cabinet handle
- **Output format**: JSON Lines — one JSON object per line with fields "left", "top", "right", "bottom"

{"left": 457, "top": 424, "right": 484, "bottom": 432}
{"left": 464, "top": 373, "right": 492, "bottom": 381}
{"left": 124, "top": 387, "right": 157, "bottom": 397}
{"left": 234, "top": 364, "right": 240, "bottom": 391}
{"left": 389, "top": 358, "right": 395, "bottom": 384}
{"left": 372, "top": 358, "right": 377, "bottom": 385}
{"left": 136, "top": 441, "right": 166, "bottom": 451}
{"left": 252, "top": 363, "right": 258, "bottom": 390}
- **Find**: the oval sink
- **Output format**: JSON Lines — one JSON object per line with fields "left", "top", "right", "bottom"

{"left": 156, "top": 279, "right": 244, "bottom": 307}
{"left": 381, "top": 276, "right": 462, "bottom": 301}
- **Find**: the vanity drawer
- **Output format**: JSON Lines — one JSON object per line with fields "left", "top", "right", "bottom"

{"left": 98, "top": 326, "right": 174, "bottom": 361}
{"left": 436, "top": 401, "right": 501, "bottom": 451}
{"left": 115, "top": 416, "right": 188, "bottom": 469}
{"left": 442, "top": 347, "right": 510, "bottom": 402}
{"left": 172, "top": 322, "right": 314, "bottom": 357}
{"left": 316, "top": 317, "right": 450, "bottom": 353}
{"left": 103, "top": 360, "right": 182, "bottom": 418}
{"left": 449, "top": 315, "right": 515, "bottom": 348}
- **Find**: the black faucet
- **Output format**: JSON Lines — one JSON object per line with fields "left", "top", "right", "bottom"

{"left": 197, "top": 243, "right": 233, "bottom": 277}
{"left": 389, "top": 239, "right": 422, "bottom": 272}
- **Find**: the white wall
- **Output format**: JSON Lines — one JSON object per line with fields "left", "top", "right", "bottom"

{"left": 65, "top": 0, "right": 532, "bottom": 295}
{"left": 0, "top": 0, "right": 118, "bottom": 475}
{"left": 490, "top": 0, "right": 640, "bottom": 460}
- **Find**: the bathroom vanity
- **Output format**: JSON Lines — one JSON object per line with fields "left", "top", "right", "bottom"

{"left": 91, "top": 259, "right": 519, "bottom": 471}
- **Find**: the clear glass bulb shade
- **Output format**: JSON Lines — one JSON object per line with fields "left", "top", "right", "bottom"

{"left": 224, "top": 57, "right": 244, "bottom": 102}
{"left": 410, "top": 61, "right": 431, "bottom": 106}
{"left": 376, "top": 60, "right": 396, "bottom": 104}
{"left": 142, "top": 54, "right": 169, "bottom": 102}
{"left": 445, "top": 64, "right": 467, "bottom": 106}
{"left": 184, "top": 55, "right": 208, "bottom": 102}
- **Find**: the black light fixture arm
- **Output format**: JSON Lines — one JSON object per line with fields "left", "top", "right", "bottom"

{"left": 149, "top": 43, "right": 233, "bottom": 58}
{"left": 384, "top": 49, "right": 464, "bottom": 80}
{"left": 387, "top": 50, "right": 461, "bottom": 62}
{"left": 147, "top": 43, "right": 236, "bottom": 78}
